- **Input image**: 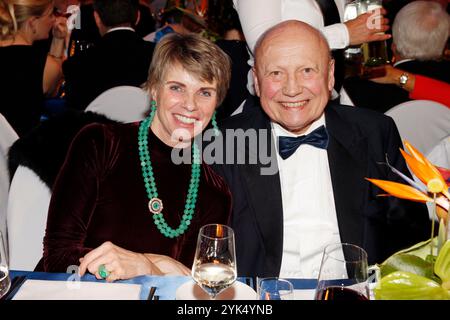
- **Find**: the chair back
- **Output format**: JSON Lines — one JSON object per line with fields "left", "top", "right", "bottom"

{"left": 386, "top": 101, "right": 450, "bottom": 221}
{"left": 0, "top": 114, "right": 18, "bottom": 251}
{"left": 85, "top": 86, "right": 149, "bottom": 123}
{"left": 7, "top": 165, "right": 51, "bottom": 270}
{"left": 385, "top": 100, "right": 450, "bottom": 155}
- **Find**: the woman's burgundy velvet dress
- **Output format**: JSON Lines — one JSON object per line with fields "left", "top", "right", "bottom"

{"left": 43, "top": 122, "right": 232, "bottom": 272}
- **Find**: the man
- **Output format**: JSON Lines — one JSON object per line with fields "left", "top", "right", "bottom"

{"left": 63, "top": 0, "right": 155, "bottom": 110}
{"left": 344, "top": 1, "right": 450, "bottom": 112}
{"left": 212, "top": 20, "right": 430, "bottom": 278}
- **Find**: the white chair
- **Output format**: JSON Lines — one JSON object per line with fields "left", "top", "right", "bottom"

{"left": 386, "top": 100, "right": 450, "bottom": 220}
{"left": 0, "top": 114, "right": 19, "bottom": 252}
{"left": 7, "top": 165, "right": 51, "bottom": 271}
{"left": 85, "top": 86, "right": 149, "bottom": 123}
{"left": 426, "top": 136, "right": 450, "bottom": 169}
{"left": 385, "top": 100, "right": 450, "bottom": 156}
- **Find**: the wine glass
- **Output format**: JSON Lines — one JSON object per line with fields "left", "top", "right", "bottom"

{"left": 315, "top": 243, "right": 379, "bottom": 301}
{"left": 257, "top": 277, "right": 294, "bottom": 300}
{"left": 0, "top": 231, "right": 11, "bottom": 298}
{"left": 192, "top": 224, "right": 237, "bottom": 299}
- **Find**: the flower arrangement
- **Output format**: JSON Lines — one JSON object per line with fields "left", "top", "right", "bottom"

{"left": 366, "top": 141, "right": 450, "bottom": 300}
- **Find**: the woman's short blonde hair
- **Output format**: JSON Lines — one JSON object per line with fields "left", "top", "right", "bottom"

{"left": 0, "top": 0, "right": 53, "bottom": 39}
{"left": 144, "top": 33, "right": 232, "bottom": 106}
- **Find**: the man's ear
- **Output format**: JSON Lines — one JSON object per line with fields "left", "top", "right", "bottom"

{"left": 252, "top": 67, "right": 261, "bottom": 97}
{"left": 328, "top": 59, "right": 335, "bottom": 92}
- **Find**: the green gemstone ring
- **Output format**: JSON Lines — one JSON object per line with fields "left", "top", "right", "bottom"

{"left": 98, "top": 264, "right": 109, "bottom": 279}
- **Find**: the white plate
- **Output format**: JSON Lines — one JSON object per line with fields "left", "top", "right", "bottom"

{"left": 176, "top": 280, "right": 257, "bottom": 300}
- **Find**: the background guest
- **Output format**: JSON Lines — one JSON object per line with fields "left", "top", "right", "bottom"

{"left": 344, "top": 1, "right": 449, "bottom": 112}
{"left": 63, "top": 0, "right": 155, "bottom": 111}
{"left": 0, "top": 0, "right": 67, "bottom": 136}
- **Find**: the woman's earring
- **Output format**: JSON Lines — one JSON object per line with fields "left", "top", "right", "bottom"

{"left": 211, "top": 111, "right": 220, "bottom": 136}
{"left": 149, "top": 100, "right": 157, "bottom": 119}
{"left": 150, "top": 100, "right": 157, "bottom": 112}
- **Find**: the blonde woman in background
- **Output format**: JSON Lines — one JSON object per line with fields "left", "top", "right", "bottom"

{"left": 0, "top": 0, "right": 67, "bottom": 136}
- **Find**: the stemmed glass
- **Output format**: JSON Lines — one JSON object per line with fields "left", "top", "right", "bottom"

{"left": 192, "top": 224, "right": 237, "bottom": 299}
{"left": 0, "top": 231, "right": 11, "bottom": 298}
{"left": 315, "top": 243, "right": 379, "bottom": 301}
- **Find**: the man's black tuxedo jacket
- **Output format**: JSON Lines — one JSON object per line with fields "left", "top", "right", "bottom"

{"left": 63, "top": 29, "right": 155, "bottom": 110}
{"left": 343, "top": 59, "right": 450, "bottom": 113}
{"left": 212, "top": 97, "right": 430, "bottom": 277}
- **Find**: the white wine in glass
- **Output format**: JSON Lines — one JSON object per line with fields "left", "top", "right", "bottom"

{"left": 0, "top": 231, "right": 11, "bottom": 298}
{"left": 192, "top": 224, "right": 237, "bottom": 299}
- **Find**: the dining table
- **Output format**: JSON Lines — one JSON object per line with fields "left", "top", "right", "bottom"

{"left": 5, "top": 270, "right": 318, "bottom": 300}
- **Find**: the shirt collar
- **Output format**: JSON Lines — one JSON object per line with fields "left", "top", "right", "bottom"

{"left": 393, "top": 58, "right": 414, "bottom": 67}
{"left": 272, "top": 114, "right": 326, "bottom": 138}
{"left": 106, "top": 27, "right": 135, "bottom": 34}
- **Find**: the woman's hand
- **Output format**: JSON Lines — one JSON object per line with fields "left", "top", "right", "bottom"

{"left": 369, "top": 65, "right": 416, "bottom": 92}
{"left": 144, "top": 254, "right": 191, "bottom": 276}
{"left": 52, "top": 16, "right": 68, "bottom": 40}
{"left": 369, "top": 64, "right": 399, "bottom": 84}
{"left": 78, "top": 241, "right": 159, "bottom": 282}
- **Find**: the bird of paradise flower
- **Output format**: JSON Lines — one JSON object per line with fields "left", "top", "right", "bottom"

{"left": 366, "top": 141, "right": 450, "bottom": 257}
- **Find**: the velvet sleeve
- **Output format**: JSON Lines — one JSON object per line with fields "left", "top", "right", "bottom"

{"left": 409, "top": 75, "right": 450, "bottom": 108}
{"left": 43, "top": 123, "right": 113, "bottom": 272}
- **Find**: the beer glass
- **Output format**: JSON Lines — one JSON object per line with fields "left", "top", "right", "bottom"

{"left": 357, "top": 0, "right": 389, "bottom": 67}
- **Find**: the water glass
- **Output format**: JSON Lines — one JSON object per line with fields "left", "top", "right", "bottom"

{"left": 0, "top": 231, "right": 11, "bottom": 298}
{"left": 257, "top": 277, "right": 294, "bottom": 300}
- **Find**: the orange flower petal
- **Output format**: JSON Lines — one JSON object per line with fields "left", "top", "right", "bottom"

{"left": 402, "top": 142, "right": 449, "bottom": 199}
{"left": 403, "top": 141, "right": 426, "bottom": 165}
{"left": 366, "top": 178, "right": 432, "bottom": 203}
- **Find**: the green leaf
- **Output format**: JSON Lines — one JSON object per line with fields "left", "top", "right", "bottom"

{"left": 435, "top": 241, "right": 450, "bottom": 282}
{"left": 374, "top": 271, "right": 450, "bottom": 300}
{"left": 380, "top": 254, "right": 440, "bottom": 283}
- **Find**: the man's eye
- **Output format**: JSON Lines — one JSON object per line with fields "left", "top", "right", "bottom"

{"left": 271, "top": 71, "right": 281, "bottom": 76}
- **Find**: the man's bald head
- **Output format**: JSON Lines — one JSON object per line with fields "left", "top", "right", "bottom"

{"left": 254, "top": 20, "right": 332, "bottom": 68}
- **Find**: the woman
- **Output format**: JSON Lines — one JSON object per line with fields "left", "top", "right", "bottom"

{"left": 43, "top": 33, "right": 232, "bottom": 281}
{"left": 0, "top": 0, "right": 67, "bottom": 136}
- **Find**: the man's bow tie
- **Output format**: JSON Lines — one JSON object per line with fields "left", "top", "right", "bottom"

{"left": 278, "top": 125, "right": 329, "bottom": 160}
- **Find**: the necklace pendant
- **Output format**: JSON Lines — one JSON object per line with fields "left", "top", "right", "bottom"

{"left": 149, "top": 198, "right": 163, "bottom": 214}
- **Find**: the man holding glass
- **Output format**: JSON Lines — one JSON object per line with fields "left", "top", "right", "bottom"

{"left": 213, "top": 20, "right": 430, "bottom": 278}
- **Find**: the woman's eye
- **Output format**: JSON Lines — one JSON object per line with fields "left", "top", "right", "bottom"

{"left": 200, "top": 90, "right": 212, "bottom": 97}
{"left": 169, "top": 85, "right": 182, "bottom": 92}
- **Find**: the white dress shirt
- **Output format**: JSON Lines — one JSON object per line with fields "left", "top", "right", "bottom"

{"left": 272, "top": 115, "right": 343, "bottom": 278}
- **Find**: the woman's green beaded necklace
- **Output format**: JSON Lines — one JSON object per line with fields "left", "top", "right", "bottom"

{"left": 138, "top": 103, "right": 201, "bottom": 238}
